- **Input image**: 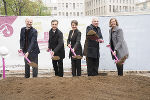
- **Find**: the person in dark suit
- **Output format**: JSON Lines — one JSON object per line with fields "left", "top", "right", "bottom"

{"left": 47, "top": 20, "right": 65, "bottom": 77}
{"left": 19, "top": 18, "right": 40, "bottom": 78}
{"left": 83, "top": 18, "right": 103, "bottom": 76}
{"left": 109, "top": 18, "right": 129, "bottom": 76}
{"left": 67, "top": 20, "right": 82, "bottom": 76}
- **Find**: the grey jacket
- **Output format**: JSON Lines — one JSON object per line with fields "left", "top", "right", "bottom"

{"left": 109, "top": 26, "right": 129, "bottom": 60}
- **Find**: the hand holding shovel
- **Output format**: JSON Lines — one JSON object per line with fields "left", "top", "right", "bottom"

{"left": 18, "top": 50, "right": 38, "bottom": 68}
{"left": 106, "top": 44, "right": 127, "bottom": 66}
{"left": 68, "top": 45, "right": 82, "bottom": 59}
{"left": 47, "top": 49, "right": 60, "bottom": 60}
{"left": 106, "top": 44, "right": 119, "bottom": 63}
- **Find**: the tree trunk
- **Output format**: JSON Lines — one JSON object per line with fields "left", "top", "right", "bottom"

{"left": 2, "top": 0, "right": 7, "bottom": 15}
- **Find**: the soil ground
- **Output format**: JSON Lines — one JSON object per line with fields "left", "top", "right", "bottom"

{"left": 0, "top": 75, "right": 150, "bottom": 100}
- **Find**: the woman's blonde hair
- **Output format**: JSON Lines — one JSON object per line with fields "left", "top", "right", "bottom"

{"left": 109, "top": 18, "right": 119, "bottom": 27}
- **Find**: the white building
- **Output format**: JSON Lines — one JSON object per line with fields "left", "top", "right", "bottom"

{"left": 136, "top": 0, "right": 150, "bottom": 11}
{"left": 42, "top": 0, "right": 85, "bottom": 16}
{"left": 85, "top": 0, "right": 138, "bottom": 16}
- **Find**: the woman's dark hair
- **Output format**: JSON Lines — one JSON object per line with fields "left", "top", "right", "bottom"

{"left": 71, "top": 20, "right": 78, "bottom": 26}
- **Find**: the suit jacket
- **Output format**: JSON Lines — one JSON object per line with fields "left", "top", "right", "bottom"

{"left": 109, "top": 26, "right": 129, "bottom": 59}
{"left": 83, "top": 24, "right": 103, "bottom": 58}
{"left": 20, "top": 27, "right": 40, "bottom": 57}
{"left": 48, "top": 28, "right": 65, "bottom": 59}
{"left": 67, "top": 29, "right": 82, "bottom": 58}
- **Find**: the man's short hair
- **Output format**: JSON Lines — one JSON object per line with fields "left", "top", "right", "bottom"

{"left": 51, "top": 20, "right": 58, "bottom": 24}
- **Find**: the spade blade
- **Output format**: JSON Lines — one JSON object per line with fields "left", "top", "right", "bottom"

{"left": 73, "top": 55, "right": 82, "bottom": 59}
{"left": 52, "top": 56, "right": 60, "bottom": 60}
{"left": 28, "top": 62, "right": 38, "bottom": 68}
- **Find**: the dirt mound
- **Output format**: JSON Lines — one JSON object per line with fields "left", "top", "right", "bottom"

{"left": 0, "top": 75, "right": 150, "bottom": 100}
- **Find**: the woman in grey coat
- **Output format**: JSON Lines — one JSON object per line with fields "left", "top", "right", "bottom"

{"left": 109, "top": 18, "right": 129, "bottom": 76}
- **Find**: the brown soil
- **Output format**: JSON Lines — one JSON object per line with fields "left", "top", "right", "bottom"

{"left": 0, "top": 75, "right": 150, "bottom": 100}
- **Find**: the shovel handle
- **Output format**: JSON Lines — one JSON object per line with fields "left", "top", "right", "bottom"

{"left": 2, "top": 57, "right": 5, "bottom": 79}
{"left": 107, "top": 45, "right": 119, "bottom": 62}
{"left": 18, "top": 50, "right": 31, "bottom": 63}
{"left": 69, "top": 46, "right": 76, "bottom": 56}
{"left": 48, "top": 49, "right": 54, "bottom": 58}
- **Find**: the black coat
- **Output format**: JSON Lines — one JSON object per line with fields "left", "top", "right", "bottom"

{"left": 84, "top": 24, "right": 103, "bottom": 58}
{"left": 67, "top": 29, "right": 82, "bottom": 58}
{"left": 20, "top": 27, "right": 40, "bottom": 57}
{"left": 48, "top": 28, "right": 65, "bottom": 59}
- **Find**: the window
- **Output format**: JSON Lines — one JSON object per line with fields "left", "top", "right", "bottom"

{"left": 66, "top": 12, "right": 68, "bottom": 16}
{"left": 77, "top": 3, "right": 79, "bottom": 8}
{"left": 54, "top": 7, "right": 57, "bottom": 10}
{"left": 132, "top": 7, "right": 134, "bottom": 11}
{"left": 113, "top": 5, "right": 115, "bottom": 12}
{"left": 59, "top": 12, "right": 61, "bottom": 16}
{"left": 101, "top": 7, "right": 103, "bottom": 14}
{"left": 123, "top": 0, "right": 125, "bottom": 3}
{"left": 62, "top": 12, "right": 65, "bottom": 16}
{"left": 66, "top": 3, "right": 68, "bottom": 8}
{"left": 116, "top": 6, "right": 118, "bottom": 12}
{"left": 73, "top": 12, "right": 76, "bottom": 16}
{"left": 104, "top": 6, "right": 105, "bottom": 14}
{"left": 77, "top": 12, "right": 79, "bottom": 16}
{"left": 70, "top": 12, "right": 72, "bottom": 16}
{"left": 120, "top": 6, "right": 121, "bottom": 11}
{"left": 62, "top": 3, "right": 64, "bottom": 8}
{"left": 109, "top": 5, "right": 111, "bottom": 12}
{"left": 73, "top": 3, "right": 75, "bottom": 9}
{"left": 96, "top": 8, "right": 98, "bottom": 15}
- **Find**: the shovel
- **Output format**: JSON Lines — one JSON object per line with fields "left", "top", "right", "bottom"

{"left": 69, "top": 46, "right": 82, "bottom": 59}
{"left": 48, "top": 49, "right": 60, "bottom": 60}
{"left": 106, "top": 44, "right": 127, "bottom": 66}
{"left": 18, "top": 50, "right": 38, "bottom": 68}
{"left": 87, "top": 30, "right": 104, "bottom": 43}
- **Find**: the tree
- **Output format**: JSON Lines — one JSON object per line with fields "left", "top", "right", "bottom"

{"left": 0, "top": 0, "right": 51, "bottom": 16}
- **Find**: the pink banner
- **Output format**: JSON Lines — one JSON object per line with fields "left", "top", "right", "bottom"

{"left": 0, "top": 16, "right": 17, "bottom": 37}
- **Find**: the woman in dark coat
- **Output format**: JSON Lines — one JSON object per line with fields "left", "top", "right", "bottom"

{"left": 67, "top": 20, "right": 82, "bottom": 76}
{"left": 109, "top": 18, "right": 129, "bottom": 76}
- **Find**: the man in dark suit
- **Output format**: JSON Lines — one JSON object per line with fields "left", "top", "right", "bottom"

{"left": 48, "top": 20, "right": 65, "bottom": 77}
{"left": 84, "top": 18, "right": 103, "bottom": 76}
{"left": 19, "top": 18, "right": 40, "bottom": 78}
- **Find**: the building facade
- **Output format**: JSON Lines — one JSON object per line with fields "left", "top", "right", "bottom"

{"left": 43, "top": 0, "right": 84, "bottom": 16}
{"left": 85, "top": 0, "right": 137, "bottom": 16}
{"left": 136, "top": 0, "right": 150, "bottom": 12}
